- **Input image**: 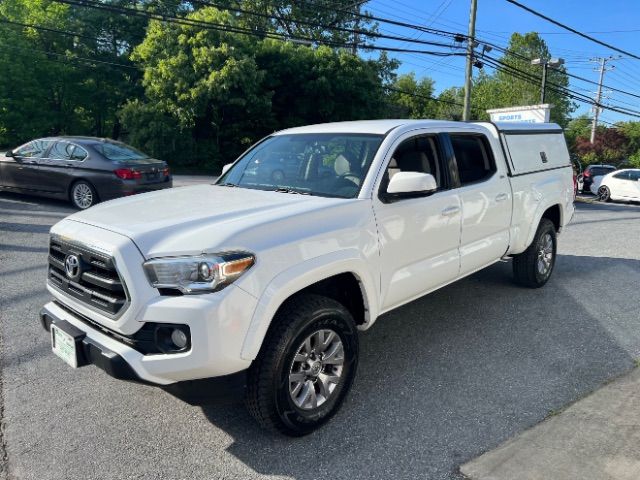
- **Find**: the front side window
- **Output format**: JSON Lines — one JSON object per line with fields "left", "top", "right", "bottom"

{"left": 383, "top": 135, "right": 443, "bottom": 189}
{"left": 450, "top": 135, "right": 495, "bottom": 185}
{"left": 49, "top": 142, "right": 87, "bottom": 161}
{"left": 92, "top": 142, "right": 149, "bottom": 162}
{"left": 218, "top": 133, "right": 384, "bottom": 199}
{"left": 629, "top": 170, "right": 640, "bottom": 181}
{"left": 14, "top": 139, "right": 53, "bottom": 158}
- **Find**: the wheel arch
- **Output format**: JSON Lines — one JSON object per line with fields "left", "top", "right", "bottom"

{"left": 524, "top": 203, "right": 563, "bottom": 250}
{"left": 240, "top": 254, "right": 378, "bottom": 361}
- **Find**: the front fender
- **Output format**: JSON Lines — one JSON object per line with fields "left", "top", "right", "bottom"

{"left": 240, "top": 250, "right": 378, "bottom": 361}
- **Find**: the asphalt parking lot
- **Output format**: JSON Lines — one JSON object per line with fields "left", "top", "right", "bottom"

{"left": 1, "top": 188, "right": 640, "bottom": 480}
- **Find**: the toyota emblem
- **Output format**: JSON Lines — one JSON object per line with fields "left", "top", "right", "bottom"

{"left": 64, "top": 254, "right": 81, "bottom": 280}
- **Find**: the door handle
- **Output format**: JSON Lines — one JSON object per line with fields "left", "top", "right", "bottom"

{"left": 441, "top": 205, "right": 460, "bottom": 216}
{"left": 495, "top": 193, "right": 508, "bottom": 202}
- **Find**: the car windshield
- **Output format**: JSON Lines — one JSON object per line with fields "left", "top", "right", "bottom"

{"left": 218, "top": 133, "right": 384, "bottom": 199}
{"left": 92, "top": 142, "right": 149, "bottom": 162}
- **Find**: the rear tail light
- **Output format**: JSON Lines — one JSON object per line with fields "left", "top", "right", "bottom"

{"left": 163, "top": 166, "right": 170, "bottom": 177}
{"left": 114, "top": 168, "right": 142, "bottom": 180}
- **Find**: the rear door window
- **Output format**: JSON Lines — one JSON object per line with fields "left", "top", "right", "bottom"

{"left": 450, "top": 135, "right": 496, "bottom": 185}
{"left": 629, "top": 171, "right": 640, "bottom": 181}
{"left": 48, "top": 142, "right": 87, "bottom": 161}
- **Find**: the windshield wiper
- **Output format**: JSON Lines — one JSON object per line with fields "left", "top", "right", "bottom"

{"left": 220, "top": 182, "right": 237, "bottom": 187}
{"left": 273, "top": 187, "right": 312, "bottom": 195}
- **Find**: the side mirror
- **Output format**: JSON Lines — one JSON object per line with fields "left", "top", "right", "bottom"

{"left": 4, "top": 150, "right": 14, "bottom": 158}
{"left": 221, "top": 163, "right": 233, "bottom": 175}
{"left": 386, "top": 171, "right": 437, "bottom": 196}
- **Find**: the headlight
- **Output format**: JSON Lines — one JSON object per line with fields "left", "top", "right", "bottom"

{"left": 143, "top": 252, "right": 255, "bottom": 294}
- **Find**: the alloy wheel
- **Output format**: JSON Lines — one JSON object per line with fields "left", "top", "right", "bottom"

{"left": 288, "top": 329, "right": 344, "bottom": 410}
{"left": 73, "top": 183, "right": 94, "bottom": 209}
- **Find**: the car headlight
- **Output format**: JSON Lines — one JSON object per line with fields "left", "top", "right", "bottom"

{"left": 143, "top": 252, "right": 255, "bottom": 294}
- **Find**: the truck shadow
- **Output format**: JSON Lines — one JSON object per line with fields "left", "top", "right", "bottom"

{"left": 201, "top": 254, "right": 640, "bottom": 480}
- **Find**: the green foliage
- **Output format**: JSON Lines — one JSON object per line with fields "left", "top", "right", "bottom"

{"left": 385, "top": 73, "right": 436, "bottom": 119}
{"left": 122, "top": 7, "right": 392, "bottom": 168}
{"left": 435, "top": 87, "right": 464, "bottom": 121}
{"left": 0, "top": 0, "right": 150, "bottom": 147}
{"left": 564, "top": 115, "right": 592, "bottom": 150}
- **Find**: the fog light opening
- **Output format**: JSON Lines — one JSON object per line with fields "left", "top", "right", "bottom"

{"left": 154, "top": 324, "right": 191, "bottom": 353}
{"left": 171, "top": 328, "right": 188, "bottom": 349}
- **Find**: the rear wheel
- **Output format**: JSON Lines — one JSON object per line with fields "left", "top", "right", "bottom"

{"left": 512, "top": 218, "right": 557, "bottom": 288}
{"left": 70, "top": 180, "right": 98, "bottom": 209}
{"left": 245, "top": 294, "right": 358, "bottom": 436}
{"left": 598, "top": 185, "right": 611, "bottom": 202}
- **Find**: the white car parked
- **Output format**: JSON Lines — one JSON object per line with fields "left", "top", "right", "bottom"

{"left": 596, "top": 169, "right": 640, "bottom": 202}
{"left": 41, "top": 120, "right": 574, "bottom": 435}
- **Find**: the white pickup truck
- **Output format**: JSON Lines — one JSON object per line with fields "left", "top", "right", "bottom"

{"left": 41, "top": 120, "right": 574, "bottom": 435}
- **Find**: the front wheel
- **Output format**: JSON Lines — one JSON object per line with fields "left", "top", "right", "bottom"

{"left": 245, "top": 294, "right": 358, "bottom": 436}
{"left": 512, "top": 218, "right": 557, "bottom": 288}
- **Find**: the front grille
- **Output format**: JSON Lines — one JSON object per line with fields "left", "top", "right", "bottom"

{"left": 48, "top": 237, "right": 128, "bottom": 316}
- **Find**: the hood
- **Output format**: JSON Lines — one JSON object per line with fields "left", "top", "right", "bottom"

{"left": 65, "top": 185, "right": 349, "bottom": 257}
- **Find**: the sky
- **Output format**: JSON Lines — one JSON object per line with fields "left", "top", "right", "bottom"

{"left": 364, "top": 0, "right": 640, "bottom": 124}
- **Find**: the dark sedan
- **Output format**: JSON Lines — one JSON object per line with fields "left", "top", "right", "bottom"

{"left": 0, "top": 137, "right": 172, "bottom": 209}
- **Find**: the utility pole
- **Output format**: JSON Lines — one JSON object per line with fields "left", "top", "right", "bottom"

{"left": 462, "top": 0, "right": 478, "bottom": 121}
{"left": 590, "top": 56, "right": 616, "bottom": 143}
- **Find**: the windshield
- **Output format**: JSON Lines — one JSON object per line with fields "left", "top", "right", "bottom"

{"left": 218, "top": 133, "right": 384, "bottom": 199}
{"left": 92, "top": 142, "right": 149, "bottom": 162}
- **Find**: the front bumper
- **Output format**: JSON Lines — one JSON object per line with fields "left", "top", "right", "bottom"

{"left": 40, "top": 304, "right": 248, "bottom": 404}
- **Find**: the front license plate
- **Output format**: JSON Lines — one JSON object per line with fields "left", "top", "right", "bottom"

{"left": 51, "top": 323, "right": 79, "bottom": 368}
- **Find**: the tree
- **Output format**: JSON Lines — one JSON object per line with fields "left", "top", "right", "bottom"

{"left": 0, "top": 0, "right": 155, "bottom": 146}
{"left": 385, "top": 73, "right": 436, "bottom": 119}
{"left": 564, "top": 115, "right": 592, "bottom": 151}
{"left": 122, "top": 6, "right": 394, "bottom": 170}
{"left": 574, "top": 128, "right": 630, "bottom": 166}
{"left": 213, "top": 0, "right": 378, "bottom": 46}
{"left": 435, "top": 87, "right": 464, "bottom": 121}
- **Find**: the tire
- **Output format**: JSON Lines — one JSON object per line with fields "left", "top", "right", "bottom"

{"left": 245, "top": 294, "right": 359, "bottom": 436}
{"left": 70, "top": 180, "right": 98, "bottom": 209}
{"left": 598, "top": 185, "right": 611, "bottom": 202}
{"left": 512, "top": 218, "right": 557, "bottom": 288}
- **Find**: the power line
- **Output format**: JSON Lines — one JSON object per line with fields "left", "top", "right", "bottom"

{"left": 504, "top": 0, "right": 640, "bottom": 61}
{"left": 51, "top": 0, "right": 464, "bottom": 57}
{"left": 384, "top": 85, "right": 475, "bottom": 111}
{"left": 189, "top": 0, "right": 461, "bottom": 50}
{"left": 478, "top": 40, "right": 640, "bottom": 100}
{"left": 0, "top": 43, "right": 137, "bottom": 71}
{"left": 481, "top": 55, "right": 640, "bottom": 119}
{"left": 0, "top": 17, "right": 107, "bottom": 43}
